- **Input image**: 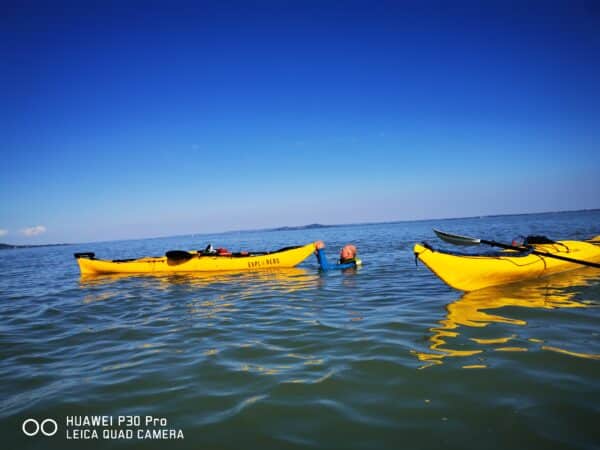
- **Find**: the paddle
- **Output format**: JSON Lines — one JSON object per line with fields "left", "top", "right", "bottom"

{"left": 433, "top": 229, "right": 600, "bottom": 269}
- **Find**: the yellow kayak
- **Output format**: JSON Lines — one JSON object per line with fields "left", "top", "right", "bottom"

{"left": 75, "top": 242, "right": 318, "bottom": 275}
{"left": 414, "top": 237, "right": 600, "bottom": 291}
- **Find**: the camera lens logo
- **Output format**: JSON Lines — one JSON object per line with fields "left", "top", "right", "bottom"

{"left": 22, "top": 418, "right": 58, "bottom": 437}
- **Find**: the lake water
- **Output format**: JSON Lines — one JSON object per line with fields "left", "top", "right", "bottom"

{"left": 1, "top": 210, "right": 599, "bottom": 449}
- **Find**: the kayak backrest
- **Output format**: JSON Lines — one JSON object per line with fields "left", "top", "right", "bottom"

{"left": 523, "top": 235, "right": 555, "bottom": 245}
{"left": 74, "top": 252, "right": 95, "bottom": 259}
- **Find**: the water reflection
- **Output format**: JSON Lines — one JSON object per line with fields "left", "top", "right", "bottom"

{"left": 80, "top": 267, "right": 318, "bottom": 290}
{"left": 80, "top": 268, "right": 326, "bottom": 378}
{"left": 415, "top": 268, "right": 600, "bottom": 368}
{"left": 79, "top": 268, "right": 320, "bottom": 312}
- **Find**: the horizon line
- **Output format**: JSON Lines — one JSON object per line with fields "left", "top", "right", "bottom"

{"left": 3, "top": 207, "right": 599, "bottom": 247}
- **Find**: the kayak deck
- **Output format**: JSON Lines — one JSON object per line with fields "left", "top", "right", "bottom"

{"left": 414, "top": 239, "right": 600, "bottom": 291}
{"left": 75, "top": 242, "right": 318, "bottom": 275}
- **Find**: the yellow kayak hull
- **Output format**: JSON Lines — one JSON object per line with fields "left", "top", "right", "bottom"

{"left": 414, "top": 239, "right": 600, "bottom": 292}
{"left": 76, "top": 242, "right": 318, "bottom": 275}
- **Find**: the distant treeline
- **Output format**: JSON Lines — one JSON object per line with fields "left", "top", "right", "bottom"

{"left": 269, "top": 223, "right": 333, "bottom": 232}
{"left": 0, "top": 243, "right": 71, "bottom": 250}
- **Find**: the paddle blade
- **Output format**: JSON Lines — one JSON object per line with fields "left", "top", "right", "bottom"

{"left": 433, "top": 229, "right": 481, "bottom": 246}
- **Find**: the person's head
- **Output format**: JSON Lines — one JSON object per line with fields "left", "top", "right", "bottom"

{"left": 340, "top": 244, "right": 357, "bottom": 261}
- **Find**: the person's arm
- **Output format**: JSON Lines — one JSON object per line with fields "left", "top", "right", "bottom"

{"left": 315, "top": 247, "right": 332, "bottom": 270}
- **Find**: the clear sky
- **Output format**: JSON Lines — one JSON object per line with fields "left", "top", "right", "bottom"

{"left": 1, "top": 0, "right": 599, "bottom": 244}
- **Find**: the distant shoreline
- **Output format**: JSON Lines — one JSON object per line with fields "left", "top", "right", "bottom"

{"left": 261, "top": 208, "right": 600, "bottom": 233}
{"left": 0, "top": 243, "right": 71, "bottom": 250}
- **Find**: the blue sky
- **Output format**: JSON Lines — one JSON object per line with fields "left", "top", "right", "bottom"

{"left": 1, "top": 1, "right": 599, "bottom": 244}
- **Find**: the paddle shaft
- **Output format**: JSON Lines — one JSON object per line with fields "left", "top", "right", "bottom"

{"left": 480, "top": 239, "right": 600, "bottom": 269}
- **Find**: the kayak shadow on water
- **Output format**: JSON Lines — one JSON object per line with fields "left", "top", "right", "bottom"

{"left": 413, "top": 268, "right": 600, "bottom": 369}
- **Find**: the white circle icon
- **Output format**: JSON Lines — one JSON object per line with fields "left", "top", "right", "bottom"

{"left": 22, "top": 418, "right": 39, "bottom": 436}
{"left": 22, "top": 418, "right": 58, "bottom": 437}
{"left": 41, "top": 418, "right": 58, "bottom": 436}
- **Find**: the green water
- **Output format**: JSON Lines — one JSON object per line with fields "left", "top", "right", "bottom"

{"left": 1, "top": 210, "right": 599, "bottom": 449}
